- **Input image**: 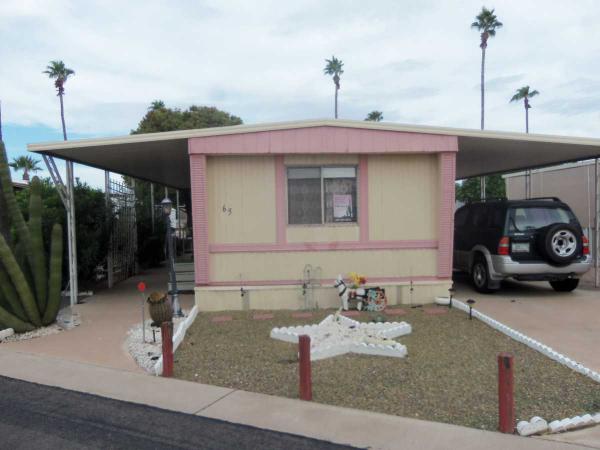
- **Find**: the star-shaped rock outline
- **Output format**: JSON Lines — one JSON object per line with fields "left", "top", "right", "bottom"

{"left": 270, "top": 313, "right": 411, "bottom": 360}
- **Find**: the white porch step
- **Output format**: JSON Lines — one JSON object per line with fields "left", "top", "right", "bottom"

{"left": 170, "top": 261, "right": 195, "bottom": 292}
{"left": 169, "top": 281, "right": 195, "bottom": 292}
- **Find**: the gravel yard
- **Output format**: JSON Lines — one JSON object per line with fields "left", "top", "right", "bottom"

{"left": 174, "top": 306, "right": 600, "bottom": 430}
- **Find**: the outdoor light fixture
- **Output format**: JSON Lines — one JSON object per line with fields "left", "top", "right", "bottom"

{"left": 162, "top": 196, "right": 183, "bottom": 318}
{"left": 466, "top": 299, "right": 476, "bottom": 320}
{"left": 448, "top": 286, "right": 454, "bottom": 309}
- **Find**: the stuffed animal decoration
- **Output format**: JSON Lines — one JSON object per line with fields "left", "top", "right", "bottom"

{"left": 333, "top": 274, "right": 387, "bottom": 311}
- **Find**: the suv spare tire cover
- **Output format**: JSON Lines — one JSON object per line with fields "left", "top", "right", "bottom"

{"left": 539, "top": 223, "right": 581, "bottom": 266}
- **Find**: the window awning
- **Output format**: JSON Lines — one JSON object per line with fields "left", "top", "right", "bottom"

{"left": 28, "top": 119, "right": 600, "bottom": 189}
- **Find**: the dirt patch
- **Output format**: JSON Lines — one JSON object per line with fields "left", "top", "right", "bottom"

{"left": 174, "top": 306, "right": 600, "bottom": 430}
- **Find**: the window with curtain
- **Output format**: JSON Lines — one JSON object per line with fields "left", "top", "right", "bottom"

{"left": 287, "top": 166, "right": 357, "bottom": 225}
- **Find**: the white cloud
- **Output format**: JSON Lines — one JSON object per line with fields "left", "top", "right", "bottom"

{"left": 0, "top": 0, "right": 599, "bottom": 140}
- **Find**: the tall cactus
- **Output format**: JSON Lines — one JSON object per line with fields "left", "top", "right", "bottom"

{"left": 0, "top": 233, "right": 41, "bottom": 326}
{"left": 28, "top": 177, "right": 47, "bottom": 313}
{"left": 43, "top": 224, "right": 63, "bottom": 326}
{"left": 0, "top": 265, "right": 27, "bottom": 320}
{"left": 0, "top": 136, "right": 64, "bottom": 332}
{"left": 0, "top": 140, "right": 45, "bottom": 310}
{"left": 0, "top": 301, "right": 36, "bottom": 333}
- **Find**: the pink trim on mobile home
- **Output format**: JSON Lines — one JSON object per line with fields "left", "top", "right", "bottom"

{"left": 437, "top": 152, "right": 456, "bottom": 278}
{"left": 188, "top": 126, "right": 458, "bottom": 155}
{"left": 189, "top": 153, "right": 210, "bottom": 285}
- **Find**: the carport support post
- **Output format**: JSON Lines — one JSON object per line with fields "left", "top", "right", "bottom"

{"left": 480, "top": 176, "right": 486, "bottom": 200}
{"left": 66, "top": 161, "right": 78, "bottom": 307}
{"left": 498, "top": 352, "right": 515, "bottom": 433}
{"left": 594, "top": 158, "right": 600, "bottom": 287}
{"left": 105, "top": 171, "right": 113, "bottom": 289}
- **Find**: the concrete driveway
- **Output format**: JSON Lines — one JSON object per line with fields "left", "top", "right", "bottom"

{"left": 1, "top": 267, "right": 193, "bottom": 372}
{"left": 453, "top": 274, "right": 600, "bottom": 372}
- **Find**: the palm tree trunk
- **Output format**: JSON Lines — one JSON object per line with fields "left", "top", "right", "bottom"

{"left": 525, "top": 100, "right": 530, "bottom": 198}
{"left": 334, "top": 86, "right": 338, "bottom": 119}
{"left": 480, "top": 47, "right": 486, "bottom": 130}
{"left": 59, "top": 93, "right": 68, "bottom": 140}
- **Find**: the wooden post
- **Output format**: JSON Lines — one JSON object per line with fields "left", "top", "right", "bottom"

{"left": 299, "top": 335, "right": 312, "bottom": 401}
{"left": 498, "top": 352, "right": 515, "bottom": 433}
{"left": 161, "top": 321, "right": 174, "bottom": 377}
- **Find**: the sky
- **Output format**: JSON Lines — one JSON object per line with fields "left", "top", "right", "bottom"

{"left": 1, "top": 0, "right": 600, "bottom": 188}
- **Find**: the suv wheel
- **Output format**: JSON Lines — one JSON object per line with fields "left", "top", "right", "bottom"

{"left": 549, "top": 278, "right": 579, "bottom": 292}
{"left": 471, "top": 256, "right": 497, "bottom": 293}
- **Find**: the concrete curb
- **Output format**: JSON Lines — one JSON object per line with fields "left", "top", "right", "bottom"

{"left": 0, "top": 349, "right": 585, "bottom": 450}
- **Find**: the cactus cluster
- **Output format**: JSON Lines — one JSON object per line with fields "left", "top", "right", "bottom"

{"left": 0, "top": 139, "right": 63, "bottom": 332}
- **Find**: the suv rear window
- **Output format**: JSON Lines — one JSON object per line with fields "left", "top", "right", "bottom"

{"left": 507, "top": 207, "right": 576, "bottom": 232}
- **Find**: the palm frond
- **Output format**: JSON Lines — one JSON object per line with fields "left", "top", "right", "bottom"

{"left": 42, "top": 60, "right": 75, "bottom": 82}
{"left": 472, "top": 6, "right": 502, "bottom": 35}
{"left": 324, "top": 56, "right": 344, "bottom": 76}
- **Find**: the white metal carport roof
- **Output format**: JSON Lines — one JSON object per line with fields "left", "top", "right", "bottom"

{"left": 28, "top": 119, "right": 600, "bottom": 188}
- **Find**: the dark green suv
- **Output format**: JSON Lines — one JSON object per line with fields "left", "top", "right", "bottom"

{"left": 453, "top": 198, "right": 591, "bottom": 293}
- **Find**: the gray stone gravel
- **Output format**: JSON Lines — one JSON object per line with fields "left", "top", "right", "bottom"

{"left": 125, "top": 314, "right": 186, "bottom": 373}
{"left": 2, "top": 324, "right": 62, "bottom": 342}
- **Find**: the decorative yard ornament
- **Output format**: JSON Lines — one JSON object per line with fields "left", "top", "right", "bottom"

{"left": 333, "top": 274, "right": 387, "bottom": 311}
{"left": 271, "top": 312, "right": 411, "bottom": 360}
{"left": 147, "top": 291, "right": 173, "bottom": 325}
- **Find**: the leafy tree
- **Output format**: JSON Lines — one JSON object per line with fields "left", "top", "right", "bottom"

{"left": 133, "top": 102, "right": 242, "bottom": 134}
{"left": 510, "top": 86, "right": 540, "bottom": 133}
{"left": 456, "top": 175, "right": 506, "bottom": 203}
{"left": 323, "top": 56, "right": 344, "bottom": 119}
{"left": 15, "top": 178, "right": 111, "bottom": 288}
{"left": 43, "top": 61, "right": 75, "bottom": 140}
{"left": 471, "top": 7, "right": 502, "bottom": 131}
{"left": 365, "top": 111, "right": 383, "bottom": 122}
{"left": 9, "top": 156, "right": 42, "bottom": 181}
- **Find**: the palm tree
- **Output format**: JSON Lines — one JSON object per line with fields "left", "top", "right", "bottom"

{"left": 471, "top": 7, "right": 503, "bottom": 130}
{"left": 43, "top": 60, "right": 75, "bottom": 140}
{"left": 510, "top": 86, "right": 540, "bottom": 133}
{"left": 365, "top": 111, "right": 383, "bottom": 122}
{"left": 43, "top": 60, "right": 78, "bottom": 305}
{"left": 9, "top": 156, "right": 42, "bottom": 181}
{"left": 323, "top": 56, "right": 344, "bottom": 119}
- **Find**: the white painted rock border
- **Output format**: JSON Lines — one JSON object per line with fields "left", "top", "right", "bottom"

{"left": 153, "top": 305, "right": 199, "bottom": 376}
{"left": 436, "top": 296, "right": 600, "bottom": 435}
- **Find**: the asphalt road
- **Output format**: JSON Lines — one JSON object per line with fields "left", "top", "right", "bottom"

{"left": 0, "top": 376, "right": 359, "bottom": 450}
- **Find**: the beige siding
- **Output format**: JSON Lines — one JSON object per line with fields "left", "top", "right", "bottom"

{"left": 195, "top": 281, "right": 452, "bottom": 311}
{"left": 286, "top": 225, "right": 359, "bottom": 243}
{"left": 210, "top": 249, "right": 437, "bottom": 282}
{"left": 368, "top": 154, "right": 439, "bottom": 241}
{"left": 207, "top": 156, "right": 277, "bottom": 244}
